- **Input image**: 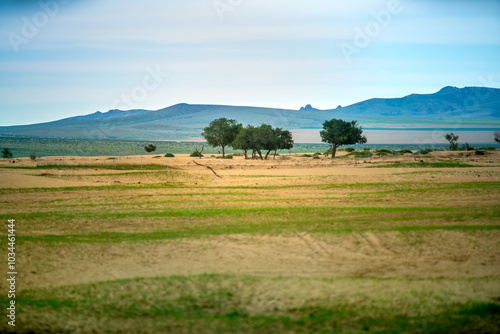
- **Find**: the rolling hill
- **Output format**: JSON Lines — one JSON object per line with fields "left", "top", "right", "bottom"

{"left": 1, "top": 86, "right": 499, "bottom": 141}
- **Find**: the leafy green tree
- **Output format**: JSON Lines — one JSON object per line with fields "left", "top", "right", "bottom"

{"left": 232, "top": 125, "right": 255, "bottom": 159}
{"left": 255, "top": 124, "right": 277, "bottom": 160}
{"left": 202, "top": 118, "right": 242, "bottom": 158}
{"left": 495, "top": 131, "right": 500, "bottom": 143}
{"left": 2, "top": 148, "right": 13, "bottom": 159}
{"left": 144, "top": 144, "right": 157, "bottom": 154}
{"left": 320, "top": 119, "right": 367, "bottom": 157}
{"left": 273, "top": 128, "right": 294, "bottom": 158}
{"left": 444, "top": 133, "right": 459, "bottom": 151}
{"left": 231, "top": 123, "right": 294, "bottom": 160}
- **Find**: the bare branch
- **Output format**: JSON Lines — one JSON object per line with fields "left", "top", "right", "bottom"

{"left": 192, "top": 160, "right": 222, "bottom": 178}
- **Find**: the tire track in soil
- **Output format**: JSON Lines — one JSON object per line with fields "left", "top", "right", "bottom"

{"left": 295, "top": 232, "right": 332, "bottom": 258}
{"left": 357, "top": 232, "right": 399, "bottom": 256}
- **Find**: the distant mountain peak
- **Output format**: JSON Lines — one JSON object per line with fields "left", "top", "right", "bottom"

{"left": 300, "top": 104, "right": 319, "bottom": 111}
{"left": 437, "top": 86, "right": 459, "bottom": 94}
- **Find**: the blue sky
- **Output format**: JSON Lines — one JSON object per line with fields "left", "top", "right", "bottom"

{"left": 1, "top": 0, "right": 499, "bottom": 126}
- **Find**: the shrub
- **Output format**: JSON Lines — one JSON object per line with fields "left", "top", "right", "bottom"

{"left": 363, "top": 147, "right": 371, "bottom": 151}
{"left": 29, "top": 152, "right": 36, "bottom": 161}
{"left": 190, "top": 151, "right": 203, "bottom": 157}
{"left": 345, "top": 147, "right": 355, "bottom": 153}
{"left": 144, "top": 144, "right": 157, "bottom": 153}
{"left": 375, "top": 149, "right": 393, "bottom": 155}
{"left": 419, "top": 149, "right": 433, "bottom": 155}
{"left": 2, "top": 148, "right": 13, "bottom": 159}
{"left": 314, "top": 152, "right": 322, "bottom": 156}
{"left": 324, "top": 148, "right": 332, "bottom": 156}
{"left": 313, "top": 156, "right": 320, "bottom": 159}
{"left": 460, "top": 143, "right": 473, "bottom": 151}
{"left": 475, "top": 150, "right": 486, "bottom": 155}
{"left": 398, "top": 149, "right": 413, "bottom": 154}
{"left": 164, "top": 153, "right": 175, "bottom": 157}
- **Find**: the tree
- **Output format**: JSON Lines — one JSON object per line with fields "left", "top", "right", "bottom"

{"left": 320, "top": 119, "right": 367, "bottom": 157}
{"left": 273, "top": 128, "right": 294, "bottom": 158}
{"left": 2, "top": 148, "right": 13, "bottom": 159}
{"left": 255, "top": 124, "right": 278, "bottom": 160}
{"left": 202, "top": 118, "right": 242, "bottom": 158}
{"left": 144, "top": 144, "right": 157, "bottom": 154}
{"left": 444, "top": 133, "right": 459, "bottom": 151}
{"left": 232, "top": 125, "right": 255, "bottom": 159}
{"left": 495, "top": 131, "right": 500, "bottom": 143}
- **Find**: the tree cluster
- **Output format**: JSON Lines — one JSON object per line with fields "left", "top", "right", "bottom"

{"left": 202, "top": 118, "right": 294, "bottom": 159}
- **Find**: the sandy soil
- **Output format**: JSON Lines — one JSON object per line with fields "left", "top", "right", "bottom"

{"left": 1, "top": 151, "right": 499, "bottom": 291}
{"left": 1, "top": 150, "right": 499, "bottom": 189}
{"left": 17, "top": 231, "right": 500, "bottom": 290}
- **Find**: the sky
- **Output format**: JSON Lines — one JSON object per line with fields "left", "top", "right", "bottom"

{"left": 0, "top": 0, "right": 499, "bottom": 126}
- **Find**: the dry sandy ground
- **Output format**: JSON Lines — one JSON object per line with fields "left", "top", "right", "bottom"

{"left": 1, "top": 150, "right": 499, "bottom": 189}
{"left": 1, "top": 151, "right": 499, "bottom": 291}
{"left": 18, "top": 231, "right": 500, "bottom": 290}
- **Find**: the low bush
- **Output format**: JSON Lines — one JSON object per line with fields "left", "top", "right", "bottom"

{"left": 398, "top": 149, "right": 413, "bottom": 154}
{"left": 475, "top": 150, "right": 486, "bottom": 156}
{"left": 164, "top": 153, "right": 175, "bottom": 158}
{"left": 419, "top": 149, "right": 433, "bottom": 155}
{"left": 190, "top": 151, "right": 203, "bottom": 157}
{"left": 345, "top": 147, "right": 355, "bottom": 153}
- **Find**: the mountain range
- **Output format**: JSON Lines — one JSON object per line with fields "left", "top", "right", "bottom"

{"left": 1, "top": 86, "right": 499, "bottom": 141}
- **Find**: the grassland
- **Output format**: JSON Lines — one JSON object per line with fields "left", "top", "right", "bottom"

{"left": 5, "top": 135, "right": 497, "bottom": 158}
{"left": 0, "top": 155, "right": 499, "bottom": 333}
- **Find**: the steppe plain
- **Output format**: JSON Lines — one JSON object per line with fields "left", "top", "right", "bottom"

{"left": 1, "top": 150, "right": 499, "bottom": 333}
